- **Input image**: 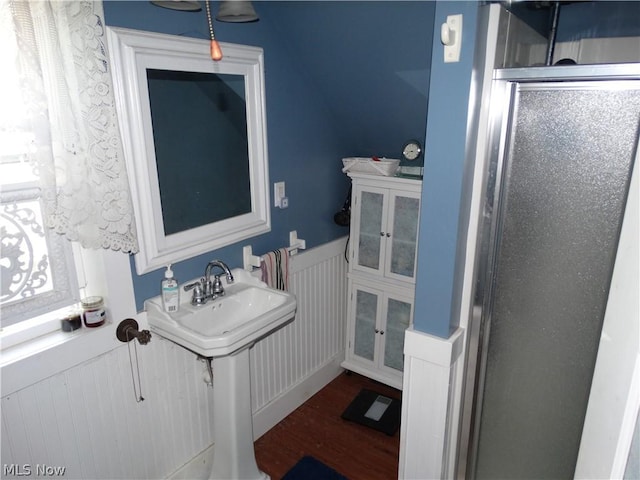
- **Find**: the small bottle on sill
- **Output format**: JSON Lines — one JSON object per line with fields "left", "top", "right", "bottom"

{"left": 81, "top": 296, "right": 106, "bottom": 328}
{"left": 60, "top": 305, "right": 83, "bottom": 332}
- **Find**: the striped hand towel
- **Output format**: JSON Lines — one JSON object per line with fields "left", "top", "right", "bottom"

{"left": 260, "top": 248, "right": 290, "bottom": 291}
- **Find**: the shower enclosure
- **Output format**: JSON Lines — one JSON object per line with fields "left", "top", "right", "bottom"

{"left": 461, "top": 64, "right": 639, "bottom": 479}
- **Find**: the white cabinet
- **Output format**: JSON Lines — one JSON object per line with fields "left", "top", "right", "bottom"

{"left": 346, "top": 280, "right": 414, "bottom": 388}
{"left": 342, "top": 173, "right": 422, "bottom": 389}
{"left": 350, "top": 177, "right": 421, "bottom": 284}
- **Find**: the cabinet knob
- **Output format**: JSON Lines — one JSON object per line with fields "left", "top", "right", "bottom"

{"left": 386, "top": 233, "right": 391, "bottom": 237}
{"left": 375, "top": 329, "right": 380, "bottom": 334}
{"left": 380, "top": 330, "right": 385, "bottom": 335}
{"left": 380, "top": 232, "right": 385, "bottom": 237}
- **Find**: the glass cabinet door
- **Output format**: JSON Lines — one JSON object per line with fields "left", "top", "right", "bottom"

{"left": 382, "top": 296, "right": 413, "bottom": 371}
{"left": 387, "top": 193, "right": 420, "bottom": 282}
{"left": 350, "top": 282, "right": 414, "bottom": 373}
{"left": 353, "top": 288, "right": 379, "bottom": 363}
{"left": 355, "top": 187, "right": 386, "bottom": 273}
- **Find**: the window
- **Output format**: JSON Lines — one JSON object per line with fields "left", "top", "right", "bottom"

{"left": 0, "top": 6, "right": 79, "bottom": 336}
{"left": 0, "top": 1, "right": 137, "bottom": 365}
{"left": 1, "top": 147, "right": 81, "bottom": 331}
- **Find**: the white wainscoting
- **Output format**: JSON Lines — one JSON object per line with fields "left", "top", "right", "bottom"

{"left": 1, "top": 237, "right": 348, "bottom": 479}
{"left": 251, "top": 237, "right": 348, "bottom": 438}
{"left": 1, "top": 337, "right": 215, "bottom": 480}
{"left": 398, "top": 327, "right": 464, "bottom": 480}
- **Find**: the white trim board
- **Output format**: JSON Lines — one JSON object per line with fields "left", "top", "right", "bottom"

{"left": 399, "top": 328, "right": 464, "bottom": 479}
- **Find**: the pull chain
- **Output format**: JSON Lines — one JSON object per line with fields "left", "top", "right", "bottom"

{"left": 126, "top": 329, "right": 145, "bottom": 402}
{"left": 206, "top": 0, "right": 223, "bottom": 61}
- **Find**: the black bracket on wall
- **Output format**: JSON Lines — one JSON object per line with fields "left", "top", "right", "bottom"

{"left": 116, "top": 318, "right": 152, "bottom": 345}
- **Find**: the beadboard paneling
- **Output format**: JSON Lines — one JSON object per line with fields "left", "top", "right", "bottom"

{"left": 1, "top": 338, "right": 214, "bottom": 480}
{"left": 1, "top": 238, "right": 348, "bottom": 479}
{"left": 251, "top": 245, "right": 347, "bottom": 415}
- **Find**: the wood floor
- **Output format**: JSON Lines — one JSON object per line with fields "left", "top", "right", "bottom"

{"left": 254, "top": 371, "right": 401, "bottom": 480}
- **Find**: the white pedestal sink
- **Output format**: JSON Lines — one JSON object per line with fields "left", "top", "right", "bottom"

{"left": 145, "top": 269, "right": 296, "bottom": 480}
{"left": 210, "top": 347, "right": 267, "bottom": 479}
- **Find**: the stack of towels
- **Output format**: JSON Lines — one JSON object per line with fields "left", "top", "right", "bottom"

{"left": 260, "top": 248, "right": 289, "bottom": 291}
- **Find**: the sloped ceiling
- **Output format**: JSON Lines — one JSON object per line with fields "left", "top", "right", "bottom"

{"left": 105, "top": 1, "right": 436, "bottom": 163}
{"left": 261, "top": 1, "right": 436, "bottom": 162}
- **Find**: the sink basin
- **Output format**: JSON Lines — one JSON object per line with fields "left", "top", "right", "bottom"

{"left": 145, "top": 268, "right": 296, "bottom": 357}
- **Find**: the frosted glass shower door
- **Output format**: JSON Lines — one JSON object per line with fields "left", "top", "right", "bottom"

{"left": 469, "top": 80, "right": 640, "bottom": 479}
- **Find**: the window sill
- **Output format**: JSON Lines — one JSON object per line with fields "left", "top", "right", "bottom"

{"left": 1, "top": 247, "right": 139, "bottom": 397}
{"left": 1, "top": 321, "right": 122, "bottom": 396}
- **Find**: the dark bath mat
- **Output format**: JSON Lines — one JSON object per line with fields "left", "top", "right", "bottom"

{"left": 341, "top": 388, "right": 401, "bottom": 436}
{"left": 281, "top": 455, "right": 348, "bottom": 480}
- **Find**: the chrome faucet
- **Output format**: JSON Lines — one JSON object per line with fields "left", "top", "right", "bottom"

{"left": 204, "top": 260, "right": 234, "bottom": 295}
{"left": 184, "top": 260, "right": 234, "bottom": 306}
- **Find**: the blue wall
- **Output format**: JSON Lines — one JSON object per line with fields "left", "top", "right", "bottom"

{"left": 413, "top": 0, "right": 640, "bottom": 338}
{"left": 103, "top": 1, "right": 435, "bottom": 310}
{"left": 412, "top": 1, "right": 479, "bottom": 338}
{"left": 262, "top": 2, "right": 436, "bottom": 160}
{"left": 107, "top": 0, "right": 639, "bottom": 328}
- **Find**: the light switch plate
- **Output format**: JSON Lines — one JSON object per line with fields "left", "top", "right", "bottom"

{"left": 274, "top": 181, "right": 286, "bottom": 208}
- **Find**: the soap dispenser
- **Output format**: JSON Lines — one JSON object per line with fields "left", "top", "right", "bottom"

{"left": 161, "top": 264, "right": 179, "bottom": 313}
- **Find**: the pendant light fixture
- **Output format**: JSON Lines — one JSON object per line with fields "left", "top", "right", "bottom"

{"left": 150, "top": 1, "right": 201, "bottom": 11}
{"left": 149, "top": 1, "right": 221, "bottom": 61}
{"left": 216, "top": 1, "right": 259, "bottom": 23}
{"left": 150, "top": 0, "right": 259, "bottom": 62}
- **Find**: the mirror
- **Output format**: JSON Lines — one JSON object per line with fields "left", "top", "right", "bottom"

{"left": 107, "top": 27, "right": 270, "bottom": 274}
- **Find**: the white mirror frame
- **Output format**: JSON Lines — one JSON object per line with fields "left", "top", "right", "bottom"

{"left": 107, "top": 27, "right": 270, "bottom": 274}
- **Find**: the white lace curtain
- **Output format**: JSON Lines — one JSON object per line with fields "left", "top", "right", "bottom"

{"left": 2, "top": 0, "right": 138, "bottom": 253}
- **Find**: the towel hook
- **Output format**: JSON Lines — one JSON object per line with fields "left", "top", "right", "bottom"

{"left": 288, "top": 230, "right": 306, "bottom": 256}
